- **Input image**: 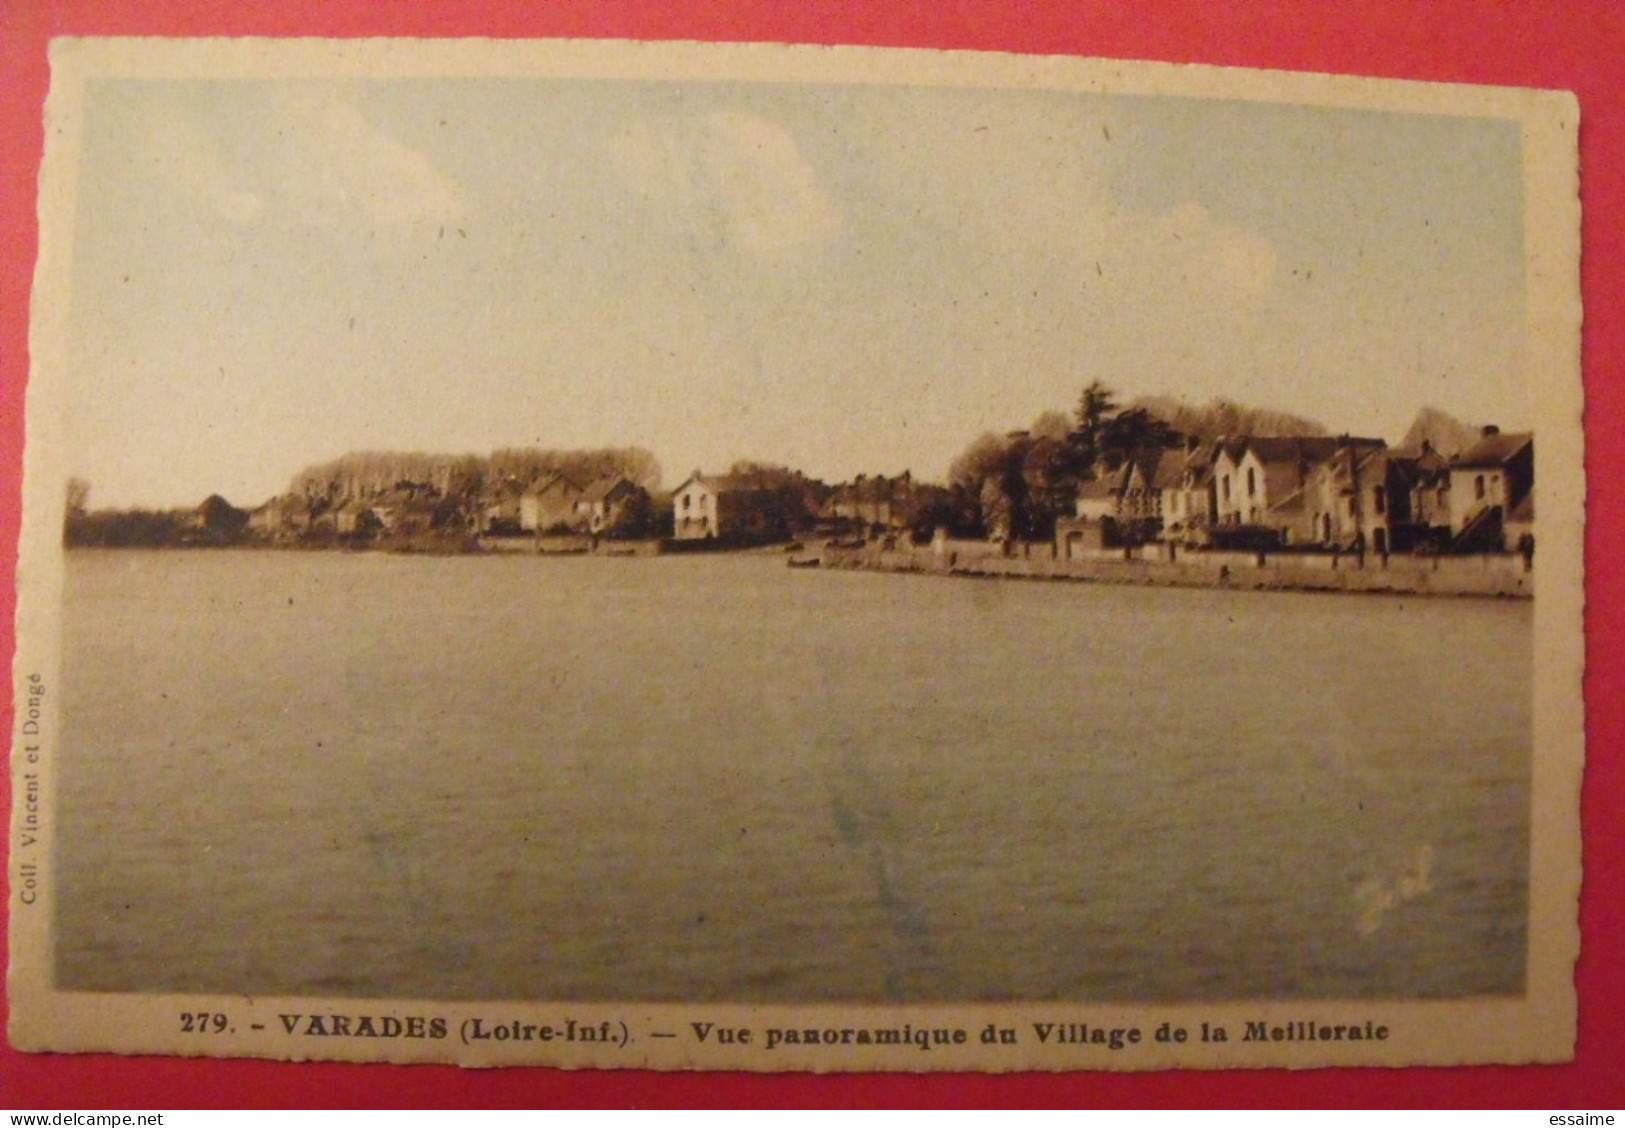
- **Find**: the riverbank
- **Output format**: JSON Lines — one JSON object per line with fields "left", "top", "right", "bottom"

{"left": 812, "top": 540, "right": 1534, "bottom": 598}
{"left": 478, "top": 533, "right": 663, "bottom": 556}
{"left": 478, "top": 534, "right": 796, "bottom": 556}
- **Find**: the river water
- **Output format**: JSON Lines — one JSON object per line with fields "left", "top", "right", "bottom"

{"left": 54, "top": 550, "right": 1530, "bottom": 1002}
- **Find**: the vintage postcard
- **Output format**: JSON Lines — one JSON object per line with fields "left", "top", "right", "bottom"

{"left": 8, "top": 38, "right": 1582, "bottom": 1070}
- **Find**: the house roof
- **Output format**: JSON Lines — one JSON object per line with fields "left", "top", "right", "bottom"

{"left": 1147, "top": 448, "right": 1187, "bottom": 491}
{"left": 489, "top": 478, "right": 530, "bottom": 500}
{"left": 1267, "top": 486, "right": 1306, "bottom": 516}
{"left": 579, "top": 476, "right": 636, "bottom": 504}
{"left": 1242, "top": 436, "right": 1382, "bottom": 467}
{"left": 1366, "top": 448, "right": 1433, "bottom": 490}
{"left": 1115, "top": 448, "right": 1187, "bottom": 493}
{"left": 1387, "top": 445, "right": 1451, "bottom": 480}
{"left": 523, "top": 472, "right": 583, "bottom": 500}
{"left": 1177, "top": 442, "right": 1221, "bottom": 487}
{"left": 674, "top": 472, "right": 778, "bottom": 497}
{"left": 1452, "top": 431, "right": 1533, "bottom": 469}
{"left": 1317, "top": 446, "right": 1411, "bottom": 489}
{"left": 1078, "top": 463, "right": 1131, "bottom": 500}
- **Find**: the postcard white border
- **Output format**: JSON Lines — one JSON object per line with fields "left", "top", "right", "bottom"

{"left": 8, "top": 37, "right": 1583, "bottom": 1071}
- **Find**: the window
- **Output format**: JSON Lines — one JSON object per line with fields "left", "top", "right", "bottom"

{"left": 1222, "top": 475, "right": 1231, "bottom": 503}
{"left": 1475, "top": 475, "right": 1486, "bottom": 501}
{"left": 1246, "top": 468, "right": 1256, "bottom": 497}
{"left": 682, "top": 494, "right": 691, "bottom": 511}
{"left": 1373, "top": 486, "right": 1386, "bottom": 515}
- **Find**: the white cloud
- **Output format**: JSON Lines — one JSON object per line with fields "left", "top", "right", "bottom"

{"left": 610, "top": 109, "right": 841, "bottom": 269}
{"left": 135, "top": 87, "right": 468, "bottom": 230}
{"left": 694, "top": 110, "right": 842, "bottom": 266}
{"left": 1141, "top": 202, "right": 1279, "bottom": 310}
{"left": 859, "top": 109, "right": 1275, "bottom": 315}
{"left": 267, "top": 88, "right": 468, "bottom": 228}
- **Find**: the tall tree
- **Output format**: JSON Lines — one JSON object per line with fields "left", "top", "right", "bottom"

{"left": 1021, "top": 435, "right": 1077, "bottom": 540}
{"left": 949, "top": 431, "right": 1047, "bottom": 541}
{"left": 1070, "top": 380, "right": 1121, "bottom": 471}
{"left": 1076, "top": 381, "right": 1118, "bottom": 435}
{"left": 1100, "top": 407, "right": 1184, "bottom": 460}
{"left": 949, "top": 432, "right": 1015, "bottom": 538}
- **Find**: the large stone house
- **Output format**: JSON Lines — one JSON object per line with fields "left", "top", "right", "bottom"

{"left": 1162, "top": 440, "right": 1221, "bottom": 543}
{"left": 1070, "top": 448, "right": 1183, "bottom": 526}
{"left": 1213, "top": 436, "right": 1382, "bottom": 545}
{"left": 671, "top": 472, "right": 790, "bottom": 543}
{"left": 829, "top": 471, "right": 916, "bottom": 531}
{"left": 519, "top": 474, "right": 584, "bottom": 533}
{"left": 1409, "top": 442, "right": 1455, "bottom": 538}
{"left": 1055, "top": 446, "right": 1186, "bottom": 552}
{"left": 1304, "top": 444, "right": 1430, "bottom": 555}
{"left": 1072, "top": 463, "right": 1133, "bottom": 524}
{"left": 481, "top": 479, "right": 530, "bottom": 534}
{"left": 572, "top": 476, "right": 648, "bottom": 536}
{"left": 1448, "top": 428, "right": 1534, "bottom": 551}
{"left": 1120, "top": 448, "right": 1187, "bottom": 525}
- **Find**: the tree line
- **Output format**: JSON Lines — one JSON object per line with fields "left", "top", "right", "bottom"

{"left": 63, "top": 384, "right": 1334, "bottom": 548}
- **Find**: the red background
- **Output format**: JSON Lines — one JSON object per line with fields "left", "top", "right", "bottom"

{"left": 1, "top": 0, "right": 1620, "bottom": 1109}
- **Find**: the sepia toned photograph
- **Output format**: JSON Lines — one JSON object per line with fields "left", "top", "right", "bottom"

{"left": 8, "top": 38, "right": 1582, "bottom": 1071}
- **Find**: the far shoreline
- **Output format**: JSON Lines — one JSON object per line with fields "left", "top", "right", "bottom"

{"left": 61, "top": 534, "right": 1535, "bottom": 601}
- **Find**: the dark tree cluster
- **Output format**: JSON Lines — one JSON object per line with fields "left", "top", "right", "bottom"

{"left": 946, "top": 380, "right": 1189, "bottom": 541}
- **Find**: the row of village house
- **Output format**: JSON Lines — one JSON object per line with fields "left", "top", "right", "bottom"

{"left": 1056, "top": 426, "right": 1533, "bottom": 557}
{"left": 668, "top": 427, "right": 1534, "bottom": 557}
{"left": 231, "top": 426, "right": 1532, "bottom": 556}
{"left": 242, "top": 467, "right": 919, "bottom": 543}
{"left": 243, "top": 472, "right": 653, "bottom": 540}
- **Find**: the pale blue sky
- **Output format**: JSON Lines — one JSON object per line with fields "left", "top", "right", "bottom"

{"left": 63, "top": 77, "right": 1527, "bottom": 507}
